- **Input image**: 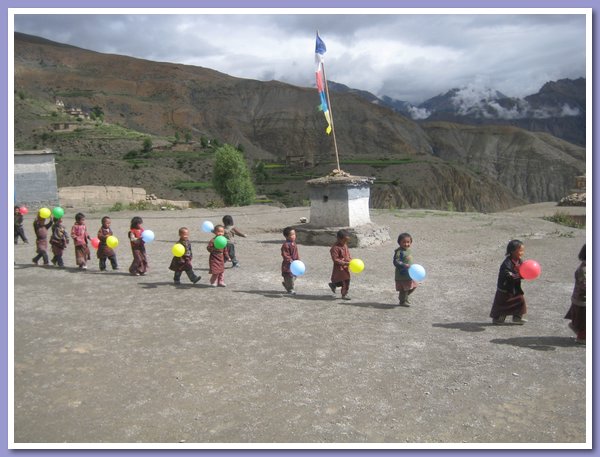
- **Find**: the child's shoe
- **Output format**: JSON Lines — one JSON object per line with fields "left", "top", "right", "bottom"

{"left": 217, "top": 283, "right": 226, "bottom": 287}
{"left": 174, "top": 280, "right": 181, "bottom": 285}
{"left": 288, "top": 289, "right": 296, "bottom": 295}
{"left": 342, "top": 295, "right": 351, "bottom": 300}
{"left": 512, "top": 315, "right": 527, "bottom": 324}
{"left": 328, "top": 282, "right": 336, "bottom": 293}
{"left": 31, "top": 258, "right": 38, "bottom": 265}
{"left": 575, "top": 338, "right": 586, "bottom": 345}
{"left": 282, "top": 281, "right": 290, "bottom": 293}
{"left": 192, "top": 275, "right": 201, "bottom": 284}
{"left": 492, "top": 315, "right": 506, "bottom": 325}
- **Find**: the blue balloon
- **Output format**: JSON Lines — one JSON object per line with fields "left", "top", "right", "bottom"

{"left": 141, "top": 230, "right": 155, "bottom": 243}
{"left": 408, "top": 264, "right": 426, "bottom": 281}
{"left": 202, "top": 220, "right": 214, "bottom": 233}
{"left": 290, "top": 260, "right": 306, "bottom": 276}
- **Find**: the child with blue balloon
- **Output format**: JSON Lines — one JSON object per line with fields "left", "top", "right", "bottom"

{"left": 393, "top": 232, "right": 418, "bottom": 306}
{"left": 281, "top": 227, "right": 300, "bottom": 295}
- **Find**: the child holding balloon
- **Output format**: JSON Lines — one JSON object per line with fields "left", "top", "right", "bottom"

{"left": 329, "top": 229, "right": 352, "bottom": 300}
{"left": 490, "top": 239, "right": 528, "bottom": 325}
{"left": 565, "top": 244, "right": 586, "bottom": 344}
{"left": 207, "top": 224, "right": 229, "bottom": 286}
{"left": 393, "top": 232, "right": 419, "bottom": 306}
{"left": 281, "top": 227, "right": 300, "bottom": 295}
{"left": 32, "top": 210, "right": 53, "bottom": 265}
{"left": 169, "top": 227, "right": 201, "bottom": 284}
{"left": 97, "top": 216, "right": 119, "bottom": 271}
{"left": 14, "top": 206, "right": 28, "bottom": 244}
{"left": 71, "top": 212, "right": 91, "bottom": 270}
{"left": 50, "top": 217, "right": 69, "bottom": 267}
{"left": 128, "top": 216, "right": 148, "bottom": 276}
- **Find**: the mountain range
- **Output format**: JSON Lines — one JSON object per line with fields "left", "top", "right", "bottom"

{"left": 13, "top": 32, "right": 586, "bottom": 212}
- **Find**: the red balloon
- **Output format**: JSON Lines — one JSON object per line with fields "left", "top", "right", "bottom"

{"left": 520, "top": 259, "right": 541, "bottom": 280}
{"left": 19, "top": 206, "right": 28, "bottom": 215}
{"left": 91, "top": 237, "right": 100, "bottom": 249}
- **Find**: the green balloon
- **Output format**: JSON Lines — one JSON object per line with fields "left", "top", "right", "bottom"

{"left": 52, "top": 207, "right": 65, "bottom": 219}
{"left": 214, "top": 235, "right": 228, "bottom": 250}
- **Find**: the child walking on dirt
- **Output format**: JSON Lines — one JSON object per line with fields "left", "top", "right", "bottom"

{"left": 32, "top": 210, "right": 53, "bottom": 265}
{"left": 222, "top": 215, "right": 247, "bottom": 267}
{"left": 329, "top": 229, "right": 353, "bottom": 300}
{"left": 97, "top": 216, "right": 118, "bottom": 271}
{"left": 50, "top": 217, "right": 69, "bottom": 267}
{"left": 281, "top": 227, "right": 300, "bottom": 295}
{"left": 14, "top": 206, "right": 28, "bottom": 244}
{"left": 393, "top": 232, "right": 418, "bottom": 306}
{"left": 71, "top": 212, "right": 91, "bottom": 270}
{"left": 169, "top": 227, "right": 201, "bottom": 285}
{"left": 207, "top": 224, "right": 229, "bottom": 287}
{"left": 489, "top": 239, "right": 528, "bottom": 324}
{"left": 565, "top": 244, "right": 586, "bottom": 344}
{"left": 128, "top": 216, "right": 148, "bottom": 276}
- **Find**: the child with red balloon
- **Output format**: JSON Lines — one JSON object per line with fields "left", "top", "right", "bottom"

{"left": 128, "top": 216, "right": 148, "bottom": 276}
{"left": 564, "top": 245, "right": 586, "bottom": 345}
{"left": 490, "top": 239, "right": 529, "bottom": 325}
{"left": 169, "top": 227, "right": 201, "bottom": 285}
{"left": 393, "top": 232, "right": 419, "bottom": 306}
{"left": 97, "top": 216, "right": 119, "bottom": 271}
{"left": 14, "top": 206, "right": 29, "bottom": 244}
{"left": 70, "top": 212, "right": 91, "bottom": 270}
{"left": 207, "top": 224, "right": 230, "bottom": 287}
{"left": 281, "top": 226, "right": 300, "bottom": 295}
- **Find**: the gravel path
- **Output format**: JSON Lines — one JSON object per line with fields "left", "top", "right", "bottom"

{"left": 12, "top": 203, "right": 587, "bottom": 445}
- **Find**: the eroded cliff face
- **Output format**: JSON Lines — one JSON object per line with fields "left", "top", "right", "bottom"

{"left": 14, "top": 33, "right": 585, "bottom": 211}
{"left": 422, "top": 122, "right": 585, "bottom": 203}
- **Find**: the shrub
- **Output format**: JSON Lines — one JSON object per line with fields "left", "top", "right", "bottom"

{"left": 212, "top": 144, "right": 256, "bottom": 206}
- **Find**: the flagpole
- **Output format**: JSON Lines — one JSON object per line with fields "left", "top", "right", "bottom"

{"left": 320, "top": 61, "right": 341, "bottom": 172}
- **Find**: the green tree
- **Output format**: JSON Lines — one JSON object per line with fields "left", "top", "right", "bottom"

{"left": 184, "top": 131, "right": 192, "bottom": 143}
{"left": 212, "top": 145, "right": 256, "bottom": 206}
{"left": 200, "top": 136, "right": 209, "bottom": 148}
{"left": 174, "top": 131, "right": 180, "bottom": 143}
{"left": 142, "top": 137, "right": 153, "bottom": 153}
{"left": 90, "top": 105, "right": 104, "bottom": 122}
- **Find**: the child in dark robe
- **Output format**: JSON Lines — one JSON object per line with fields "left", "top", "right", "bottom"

{"left": 169, "top": 227, "right": 201, "bottom": 284}
{"left": 50, "top": 217, "right": 69, "bottom": 267}
{"left": 14, "top": 206, "right": 28, "bottom": 244}
{"left": 393, "top": 232, "right": 419, "bottom": 306}
{"left": 128, "top": 216, "right": 148, "bottom": 276}
{"left": 222, "top": 215, "right": 247, "bottom": 267}
{"left": 32, "top": 211, "right": 53, "bottom": 265}
{"left": 97, "top": 216, "right": 118, "bottom": 271}
{"left": 490, "top": 239, "right": 528, "bottom": 324}
{"left": 70, "top": 212, "right": 91, "bottom": 270}
{"left": 281, "top": 226, "right": 299, "bottom": 295}
{"left": 565, "top": 244, "right": 586, "bottom": 344}
{"left": 207, "top": 224, "right": 229, "bottom": 287}
{"left": 329, "top": 229, "right": 352, "bottom": 300}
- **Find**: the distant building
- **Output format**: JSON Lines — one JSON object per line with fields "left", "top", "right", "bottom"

{"left": 14, "top": 149, "right": 59, "bottom": 207}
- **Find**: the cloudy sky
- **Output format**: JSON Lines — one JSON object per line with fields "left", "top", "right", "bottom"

{"left": 13, "top": 11, "right": 587, "bottom": 103}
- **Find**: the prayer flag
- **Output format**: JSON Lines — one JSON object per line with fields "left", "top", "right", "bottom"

{"left": 315, "top": 33, "right": 331, "bottom": 134}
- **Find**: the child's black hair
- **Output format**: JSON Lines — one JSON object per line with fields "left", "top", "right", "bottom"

{"left": 505, "top": 239, "right": 524, "bottom": 256}
{"left": 130, "top": 216, "right": 143, "bottom": 229}
{"left": 213, "top": 224, "right": 224, "bottom": 233}
{"left": 336, "top": 229, "right": 351, "bottom": 240}
{"left": 179, "top": 227, "right": 189, "bottom": 236}
{"left": 397, "top": 232, "right": 412, "bottom": 244}
{"left": 222, "top": 215, "right": 234, "bottom": 226}
{"left": 101, "top": 216, "right": 111, "bottom": 225}
{"left": 283, "top": 226, "right": 295, "bottom": 238}
{"left": 75, "top": 212, "right": 86, "bottom": 223}
{"left": 578, "top": 244, "right": 586, "bottom": 261}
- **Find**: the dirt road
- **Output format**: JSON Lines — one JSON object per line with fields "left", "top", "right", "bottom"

{"left": 12, "top": 203, "right": 587, "bottom": 445}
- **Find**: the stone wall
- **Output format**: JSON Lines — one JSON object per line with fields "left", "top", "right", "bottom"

{"left": 58, "top": 186, "right": 192, "bottom": 209}
{"left": 14, "top": 149, "right": 59, "bottom": 207}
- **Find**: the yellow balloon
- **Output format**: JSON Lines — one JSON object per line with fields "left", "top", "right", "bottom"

{"left": 172, "top": 243, "right": 185, "bottom": 257}
{"left": 39, "top": 207, "right": 51, "bottom": 219}
{"left": 106, "top": 235, "right": 119, "bottom": 249}
{"left": 349, "top": 258, "right": 365, "bottom": 274}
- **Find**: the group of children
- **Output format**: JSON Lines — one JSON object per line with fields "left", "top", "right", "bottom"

{"left": 17, "top": 205, "right": 587, "bottom": 344}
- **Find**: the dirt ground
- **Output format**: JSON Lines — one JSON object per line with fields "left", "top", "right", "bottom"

{"left": 11, "top": 203, "right": 587, "bottom": 446}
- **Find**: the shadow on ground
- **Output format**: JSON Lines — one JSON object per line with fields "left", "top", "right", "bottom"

{"left": 489, "top": 336, "right": 581, "bottom": 351}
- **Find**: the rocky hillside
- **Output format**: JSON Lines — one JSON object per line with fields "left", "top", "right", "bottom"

{"left": 13, "top": 32, "right": 585, "bottom": 211}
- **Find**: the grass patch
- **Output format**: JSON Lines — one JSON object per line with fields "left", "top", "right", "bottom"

{"left": 340, "top": 158, "right": 414, "bottom": 167}
{"left": 542, "top": 212, "right": 585, "bottom": 229}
